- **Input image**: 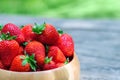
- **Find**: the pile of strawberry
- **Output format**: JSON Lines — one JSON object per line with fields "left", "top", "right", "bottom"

{"left": 0, "top": 23, "right": 74, "bottom": 72}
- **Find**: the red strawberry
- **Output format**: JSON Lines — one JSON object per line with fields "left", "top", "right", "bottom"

{"left": 56, "top": 57, "right": 70, "bottom": 67}
{"left": 43, "top": 63, "right": 57, "bottom": 70}
{"left": 0, "top": 60, "right": 4, "bottom": 69}
{"left": 1, "top": 23, "right": 25, "bottom": 43}
{"left": 0, "top": 33, "right": 20, "bottom": 67}
{"left": 48, "top": 46, "right": 66, "bottom": 63}
{"left": 0, "top": 40, "right": 20, "bottom": 67}
{"left": 18, "top": 46, "right": 24, "bottom": 55}
{"left": 56, "top": 63, "right": 64, "bottom": 67}
{"left": 56, "top": 33, "right": 74, "bottom": 57}
{"left": 21, "top": 24, "right": 36, "bottom": 42}
{"left": 36, "top": 68, "right": 41, "bottom": 71}
{"left": 10, "top": 55, "right": 37, "bottom": 72}
{"left": 57, "top": 57, "right": 69, "bottom": 67}
{"left": 25, "top": 41, "right": 45, "bottom": 66}
{"left": 44, "top": 58, "right": 57, "bottom": 70}
{"left": 0, "top": 40, "right": 19, "bottom": 67}
{"left": 33, "top": 23, "right": 59, "bottom": 45}
{"left": 10, "top": 55, "right": 30, "bottom": 72}
{"left": 35, "top": 53, "right": 45, "bottom": 66}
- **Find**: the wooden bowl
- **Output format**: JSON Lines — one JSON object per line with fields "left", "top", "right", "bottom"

{"left": 0, "top": 53, "right": 80, "bottom": 80}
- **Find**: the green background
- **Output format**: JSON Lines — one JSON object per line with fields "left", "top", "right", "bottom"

{"left": 0, "top": 0, "right": 119, "bottom": 18}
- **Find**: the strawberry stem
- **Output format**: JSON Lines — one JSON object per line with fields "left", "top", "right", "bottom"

{"left": 32, "top": 23, "right": 46, "bottom": 34}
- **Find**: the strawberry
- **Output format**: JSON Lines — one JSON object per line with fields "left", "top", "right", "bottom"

{"left": 33, "top": 23, "right": 59, "bottom": 45}
{"left": 48, "top": 46, "right": 66, "bottom": 63}
{"left": 0, "top": 33, "right": 20, "bottom": 68}
{"left": 35, "top": 53, "right": 45, "bottom": 66}
{"left": 56, "top": 33, "right": 74, "bottom": 57}
{"left": 10, "top": 55, "right": 37, "bottom": 72}
{"left": 36, "top": 68, "right": 41, "bottom": 71}
{"left": 57, "top": 57, "right": 70, "bottom": 67}
{"left": 25, "top": 41, "right": 45, "bottom": 66}
{"left": 21, "top": 24, "right": 36, "bottom": 42}
{"left": 18, "top": 46, "right": 24, "bottom": 55}
{"left": 56, "top": 57, "right": 70, "bottom": 67}
{"left": 43, "top": 62, "right": 57, "bottom": 70}
{"left": 56, "top": 63, "right": 64, "bottom": 67}
{"left": 43, "top": 57, "right": 57, "bottom": 70}
{"left": 0, "top": 60, "right": 4, "bottom": 69}
{"left": 1, "top": 23, "right": 25, "bottom": 44}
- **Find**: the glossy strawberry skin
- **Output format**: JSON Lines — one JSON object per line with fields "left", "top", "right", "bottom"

{"left": 0, "top": 60, "right": 4, "bottom": 69}
{"left": 43, "top": 61, "right": 57, "bottom": 70}
{"left": 21, "top": 24, "right": 36, "bottom": 42}
{"left": 56, "top": 63, "right": 64, "bottom": 67}
{"left": 18, "top": 46, "right": 24, "bottom": 55}
{"left": 37, "top": 24, "right": 59, "bottom": 45}
{"left": 25, "top": 41, "right": 45, "bottom": 66}
{"left": 0, "top": 40, "right": 20, "bottom": 68}
{"left": 56, "top": 34, "right": 74, "bottom": 57}
{"left": 48, "top": 46, "right": 66, "bottom": 63}
{"left": 35, "top": 52, "right": 45, "bottom": 66}
{"left": 10, "top": 55, "right": 30, "bottom": 72}
{"left": 1, "top": 23, "right": 25, "bottom": 43}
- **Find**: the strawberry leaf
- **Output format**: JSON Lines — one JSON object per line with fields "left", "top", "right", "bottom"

{"left": 20, "top": 54, "right": 37, "bottom": 71}
{"left": 20, "top": 25, "right": 24, "bottom": 29}
{"left": 29, "top": 54, "right": 35, "bottom": 59}
{"left": 45, "top": 45, "right": 49, "bottom": 53}
{"left": 22, "top": 42, "right": 28, "bottom": 46}
{"left": 29, "top": 61, "right": 36, "bottom": 71}
{"left": 7, "top": 36, "right": 16, "bottom": 40}
{"left": 29, "top": 54, "right": 37, "bottom": 63}
{"left": 28, "top": 54, "right": 37, "bottom": 71}
{"left": 0, "top": 24, "right": 3, "bottom": 30}
{"left": 57, "top": 28, "right": 63, "bottom": 34}
{"left": 0, "top": 32, "right": 16, "bottom": 40}
{"left": 45, "top": 57, "right": 52, "bottom": 64}
{"left": 22, "top": 59, "right": 28, "bottom": 66}
{"left": 32, "top": 23, "right": 46, "bottom": 34}
{"left": 64, "top": 58, "right": 69, "bottom": 64}
{"left": 22, "top": 54, "right": 37, "bottom": 71}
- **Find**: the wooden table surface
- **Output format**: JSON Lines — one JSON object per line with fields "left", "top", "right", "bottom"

{"left": 0, "top": 15, "right": 120, "bottom": 80}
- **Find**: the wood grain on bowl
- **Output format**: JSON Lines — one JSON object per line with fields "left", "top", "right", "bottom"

{"left": 0, "top": 53, "right": 80, "bottom": 80}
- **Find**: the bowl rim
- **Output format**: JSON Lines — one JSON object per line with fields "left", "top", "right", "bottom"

{"left": 0, "top": 52, "right": 76, "bottom": 74}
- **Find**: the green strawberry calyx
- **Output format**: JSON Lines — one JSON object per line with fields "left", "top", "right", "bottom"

{"left": 45, "top": 45, "right": 49, "bottom": 53}
{"left": 44, "top": 56, "right": 52, "bottom": 64}
{"left": 57, "top": 28, "right": 64, "bottom": 34}
{"left": 0, "top": 32, "right": 16, "bottom": 41}
{"left": 64, "top": 58, "right": 69, "bottom": 64}
{"left": 20, "top": 25, "right": 24, "bottom": 29}
{"left": 22, "top": 42, "right": 28, "bottom": 46}
{"left": 32, "top": 22, "right": 46, "bottom": 34}
{"left": 0, "top": 24, "right": 3, "bottom": 30}
{"left": 21, "top": 54, "right": 37, "bottom": 71}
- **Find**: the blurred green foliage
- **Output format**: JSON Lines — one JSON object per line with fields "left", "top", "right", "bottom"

{"left": 0, "top": 0, "right": 120, "bottom": 18}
